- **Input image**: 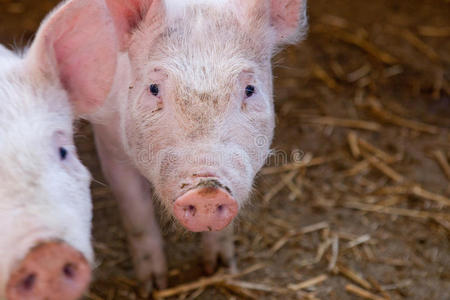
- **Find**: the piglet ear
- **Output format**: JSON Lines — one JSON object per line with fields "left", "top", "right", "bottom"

{"left": 270, "top": 0, "right": 308, "bottom": 45}
{"left": 105, "top": 0, "right": 161, "bottom": 49}
{"left": 26, "top": 0, "right": 118, "bottom": 114}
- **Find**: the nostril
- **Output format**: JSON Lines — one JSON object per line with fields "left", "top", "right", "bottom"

{"left": 20, "top": 273, "right": 36, "bottom": 292}
{"left": 184, "top": 205, "right": 196, "bottom": 217}
{"left": 63, "top": 263, "right": 76, "bottom": 279}
{"left": 217, "top": 205, "right": 224, "bottom": 212}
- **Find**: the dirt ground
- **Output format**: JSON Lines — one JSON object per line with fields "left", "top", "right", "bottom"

{"left": 1, "top": 0, "right": 449, "bottom": 299}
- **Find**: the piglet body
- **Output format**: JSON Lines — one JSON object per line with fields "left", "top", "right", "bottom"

{"left": 0, "top": 0, "right": 117, "bottom": 299}
{"left": 90, "top": 0, "right": 308, "bottom": 290}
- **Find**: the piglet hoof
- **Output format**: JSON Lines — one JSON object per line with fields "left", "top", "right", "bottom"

{"left": 224, "top": 257, "right": 238, "bottom": 275}
{"left": 203, "top": 259, "right": 217, "bottom": 276}
{"left": 137, "top": 271, "right": 168, "bottom": 298}
{"left": 203, "top": 250, "right": 237, "bottom": 276}
{"left": 154, "top": 271, "right": 168, "bottom": 290}
{"left": 138, "top": 281, "right": 153, "bottom": 299}
{"left": 134, "top": 258, "right": 168, "bottom": 292}
{"left": 202, "top": 229, "right": 236, "bottom": 275}
{"left": 129, "top": 235, "right": 168, "bottom": 294}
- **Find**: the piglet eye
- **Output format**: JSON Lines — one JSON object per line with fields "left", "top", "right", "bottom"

{"left": 59, "top": 147, "right": 68, "bottom": 160}
{"left": 245, "top": 85, "right": 255, "bottom": 98}
{"left": 149, "top": 84, "right": 160, "bottom": 96}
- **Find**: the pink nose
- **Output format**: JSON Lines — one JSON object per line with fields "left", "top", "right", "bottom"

{"left": 174, "top": 187, "right": 238, "bottom": 232}
{"left": 6, "top": 242, "right": 91, "bottom": 300}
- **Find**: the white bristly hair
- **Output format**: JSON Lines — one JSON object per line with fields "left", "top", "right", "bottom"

{"left": 164, "top": 0, "right": 230, "bottom": 19}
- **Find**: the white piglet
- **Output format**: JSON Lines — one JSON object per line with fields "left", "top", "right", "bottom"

{"left": 0, "top": 0, "right": 117, "bottom": 299}
{"left": 92, "top": 0, "right": 308, "bottom": 291}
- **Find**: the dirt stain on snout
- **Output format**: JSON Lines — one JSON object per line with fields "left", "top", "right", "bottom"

{"left": 196, "top": 179, "right": 232, "bottom": 196}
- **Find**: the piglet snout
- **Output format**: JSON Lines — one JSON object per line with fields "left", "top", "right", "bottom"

{"left": 6, "top": 241, "right": 91, "bottom": 300}
{"left": 174, "top": 183, "right": 238, "bottom": 232}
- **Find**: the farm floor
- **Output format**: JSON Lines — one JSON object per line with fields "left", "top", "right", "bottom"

{"left": 1, "top": 0, "right": 449, "bottom": 299}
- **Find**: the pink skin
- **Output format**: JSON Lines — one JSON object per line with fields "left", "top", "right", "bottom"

{"left": 26, "top": 0, "right": 117, "bottom": 114}
{"left": 174, "top": 184, "right": 239, "bottom": 232}
{"left": 6, "top": 242, "right": 91, "bottom": 300}
{"left": 91, "top": 0, "right": 308, "bottom": 290}
{"left": 94, "top": 125, "right": 167, "bottom": 291}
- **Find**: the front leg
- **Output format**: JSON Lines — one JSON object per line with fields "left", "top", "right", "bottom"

{"left": 93, "top": 125, "right": 167, "bottom": 292}
{"left": 202, "top": 226, "right": 236, "bottom": 275}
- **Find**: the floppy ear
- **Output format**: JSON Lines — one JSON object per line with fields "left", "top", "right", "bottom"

{"left": 270, "top": 0, "right": 308, "bottom": 45}
{"left": 105, "top": 0, "right": 164, "bottom": 49}
{"left": 26, "top": 0, "right": 118, "bottom": 114}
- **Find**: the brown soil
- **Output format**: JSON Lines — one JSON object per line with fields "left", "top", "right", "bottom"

{"left": 1, "top": 0, "right": 449, "bottom": 299}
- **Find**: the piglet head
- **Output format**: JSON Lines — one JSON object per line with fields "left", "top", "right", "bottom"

{"left": 107, "top": 0, "right": 308, "bottom": 232}
{"left": 0, "top": 0, "right": 118, "bottom": 298}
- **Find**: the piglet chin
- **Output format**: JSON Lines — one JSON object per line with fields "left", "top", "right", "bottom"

{"left": 173, "top": 186, "right": 238, "bottom": 232}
